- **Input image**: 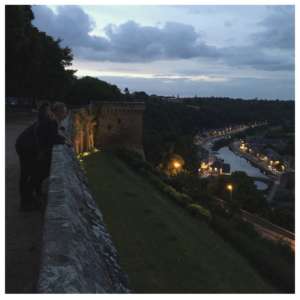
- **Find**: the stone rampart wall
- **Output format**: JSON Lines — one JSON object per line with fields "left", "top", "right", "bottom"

{"left": 71, "top": 102, "right": 145, "bottom": 157}
{"left": 37, "top": 115, "right": 129, "bottom": 293}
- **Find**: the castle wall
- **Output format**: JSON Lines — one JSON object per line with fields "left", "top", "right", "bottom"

{"left": 71, "top": 102, "right": 145, "bottom": 158}
{"left": 37, "top": 102, "right": 146, "bottom": 292}
{"left": 95, "top": 102, "right": 145, "bottom": 155}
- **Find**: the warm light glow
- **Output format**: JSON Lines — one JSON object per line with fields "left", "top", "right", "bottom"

{"left": 82, "top": 152, "right": 90, "bottom": 157}
{"left": 201, "top": 162, "right": 209, "bottom": 169}
{"left": 173, "top": 161, "right": 181, "bottom": 169}
{"left": 227, "top": 184, "right": 233, "bottom": 191}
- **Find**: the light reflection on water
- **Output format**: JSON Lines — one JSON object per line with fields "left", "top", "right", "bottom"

{"left": 215, "top": 147, "right": 268, "bottom": 190}
{"left": 254, "top": 181, "right": 268, "bottom": 191}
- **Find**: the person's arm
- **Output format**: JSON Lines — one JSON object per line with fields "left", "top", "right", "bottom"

{"left": 49, "top": 120, "right": 66, "bottom": 145}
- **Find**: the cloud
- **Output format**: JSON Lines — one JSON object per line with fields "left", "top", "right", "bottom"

{"left": 32, "top": 5, "right": 109, "bottom": 51}
{"left": 32, "top": 5, "right": 219, "bottom": 62}
{"left": 32, "top": 5, "right": 294, "bottom": 72}
{"left": 251, "top": 6, "right": 294, "bottom": 50}
{"left": 224, "top": 20, "right": 233, "bottom": 27}
{"left": 101, "top": 21, "right": 219, "bottom": 61}
{"left": 221, "top": 46, "right": 294, "bottom": 71}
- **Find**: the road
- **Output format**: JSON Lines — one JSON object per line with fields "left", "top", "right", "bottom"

{"left": 214, "top": 197, "right": 295, "bottom": 251}
{"left": 240, "top": 209, "right": 295, "bottom": 251}
{"left": 195, "top": 123, "right": 265, "bottom": 153}
{"left": 5, "top": 112, "right": 43, "bottom": 293}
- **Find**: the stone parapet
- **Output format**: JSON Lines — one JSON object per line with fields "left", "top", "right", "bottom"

{"left": 37, "top": 117, "right": 129, "bottom": 293}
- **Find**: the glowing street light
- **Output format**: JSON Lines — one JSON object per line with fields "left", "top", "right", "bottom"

{"left": 173, "top": 161, "right": 181, "bottom": 169}
{"left": 227, "top": 184, "right": 233, "bottom": 192}
{"left": 226, "top": 184, "right": 233, "bottom": 202}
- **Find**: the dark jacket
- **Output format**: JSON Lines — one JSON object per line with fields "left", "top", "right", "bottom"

{"left": 15, "top": 118, "right": 65, "bottom": 157}
{"left": 36, "top": 118, "right": 65, "bottom": 153}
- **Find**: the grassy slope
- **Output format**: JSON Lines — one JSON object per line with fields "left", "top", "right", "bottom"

{"left": 84, "top": 152, "right": 275, "bottom": 293}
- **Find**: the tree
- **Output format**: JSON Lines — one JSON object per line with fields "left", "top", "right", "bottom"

{"left": 5, "top": 5, "right": 76, "bottom": 101}
{"left": 66, "top": 76, "right": 122, "bottom": 105}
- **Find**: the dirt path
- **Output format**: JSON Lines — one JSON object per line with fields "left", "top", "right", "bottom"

{"left": 5, "top": 112, "right": 43, "bottom": 293}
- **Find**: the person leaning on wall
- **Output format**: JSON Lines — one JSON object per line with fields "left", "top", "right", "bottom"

{"left": 15, "top": 101, "right": 69, "bottom": 211}
{"left": 51, "top": 102, "right": 73, "bottom": 145}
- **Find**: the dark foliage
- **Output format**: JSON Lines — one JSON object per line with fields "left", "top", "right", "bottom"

{"left": 65, "top": 76, "right": 122, "bottom": 105}
{"left": 6, "top": 5, "right": 75, "bottom": 100}
{"left": 211, "top": 214, "right": 294, "bottom": 293}
{"left": 6, "top": 5, "right": 122, "bottom": 105}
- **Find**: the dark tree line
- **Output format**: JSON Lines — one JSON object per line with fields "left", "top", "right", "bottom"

{"left": 66, "top": 76, "right": 122, "bottom": 105}
{"left": 6, "top": 5, "right": 74, "bottom": 100}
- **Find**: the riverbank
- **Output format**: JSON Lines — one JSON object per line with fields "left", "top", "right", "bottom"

{"left": 229, "top": 141, "right": 279, "bottom": 179}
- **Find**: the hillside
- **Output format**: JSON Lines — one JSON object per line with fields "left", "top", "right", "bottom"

{"left": 83, "top": 151, "right": 275, "bottom": 293}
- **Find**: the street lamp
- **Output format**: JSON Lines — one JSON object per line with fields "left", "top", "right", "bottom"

{"left": 226, "top": 184, "right": 233, "bottom": 202}
{"left": 173, "top": 161, "right": 181, "bottom": 169}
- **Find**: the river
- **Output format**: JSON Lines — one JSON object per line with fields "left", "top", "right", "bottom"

{"left": 215, "top": 146, "right": 268, "bottom": 190}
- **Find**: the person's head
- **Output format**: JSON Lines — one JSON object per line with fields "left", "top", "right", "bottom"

{"left": 52, "top": 102, "right": 68, "bottom": 122}
{"left": 38, "top": 102, "right": 53, "bottom": 122}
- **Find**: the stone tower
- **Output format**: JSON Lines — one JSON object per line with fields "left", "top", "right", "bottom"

{"left": 94, "top": 102, "right": 145, "bottom": 158}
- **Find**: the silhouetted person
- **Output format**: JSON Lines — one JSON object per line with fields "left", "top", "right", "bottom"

{"left": 15, "top": 102, "right": 66, "bottom": 211}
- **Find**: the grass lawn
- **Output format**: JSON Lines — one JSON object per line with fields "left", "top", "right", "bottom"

{"left": 84, "top": 151, "right": 275, "bottom": 293}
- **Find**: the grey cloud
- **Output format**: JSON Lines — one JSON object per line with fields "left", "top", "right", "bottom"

{"left": 251, "top": 6, "right": 294, "bottom": 49}
{"left": 32, "top": 6, "right": 219, "bottom": 62}
{"left": 221, "top": 46, "right": 294, "bottom": 71}
{"left": 32, "top": 5, "right": 294, "bottom": 72}
{"left": 32, "top": 5, "right": 109, "bottom": 51}
{"left": 97, "top": 20, "right": 219, "bottom": 62}
{"left": 224, "top": 20, "right": 233, "bottom": 27}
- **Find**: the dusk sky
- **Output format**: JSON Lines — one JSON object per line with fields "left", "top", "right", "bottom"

{"left": 32, "top": 5, "right": 295, "bottom": 100}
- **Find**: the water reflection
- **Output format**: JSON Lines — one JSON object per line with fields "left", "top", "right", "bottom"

{"left": 254, "top": 181, "right": 268, "bottom": 191}
{"left": 216, "top": 146, "right": 268, "bottom": 178}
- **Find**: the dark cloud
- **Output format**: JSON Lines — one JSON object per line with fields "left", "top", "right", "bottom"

{"left": 100, "top": 21, "right": 219, "bottom": 62}
{"left": 221, "top": 46, "right": 294, "bottom": 71}
{"left": 32, "top": 5, "right": 109, "bottom": 51}
{"left": 251, "top": 6, "right": 294, "bottom": 49}
{"left": 32, "top": 5, "right": 294, "bottom": 72}
{"left": 32, "top": 5, "right": 219, "bottom": 62}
